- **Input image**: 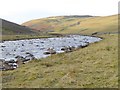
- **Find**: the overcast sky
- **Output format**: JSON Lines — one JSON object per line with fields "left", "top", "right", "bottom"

{"left": 0, "top": 0, "right": 119, "bottom": 24}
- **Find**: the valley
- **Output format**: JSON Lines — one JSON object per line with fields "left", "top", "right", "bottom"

{"left": 0, "top": 14, "right": 118, "bottom": 88}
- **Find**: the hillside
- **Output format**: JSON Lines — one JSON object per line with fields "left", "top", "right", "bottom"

{"left": 0, "top": 19, "right": 36, "bottom": 35}
{"left": 22, "top": 15, "right": 118, "bottom": 35}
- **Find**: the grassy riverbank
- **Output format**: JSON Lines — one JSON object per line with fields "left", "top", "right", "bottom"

{"left": 1, "top": 35, "right": 51, "bottom": 41}
{"left": 2, "top": 33, "right": 118, "bottom": 88}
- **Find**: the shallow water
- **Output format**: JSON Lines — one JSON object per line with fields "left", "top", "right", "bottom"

{"left": 0, "top": 35, "right": 102, "bottom": 61}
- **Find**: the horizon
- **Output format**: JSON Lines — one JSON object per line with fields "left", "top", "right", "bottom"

{"left": 0, "top": 0, "right": 119, "bottom": 24}
{"left": 1, "top": 14, "right": 117, "bottom": 25}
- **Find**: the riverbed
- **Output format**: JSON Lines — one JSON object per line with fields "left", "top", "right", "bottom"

{"left": 0, "top": 35, "right": 102, "bottom": 61}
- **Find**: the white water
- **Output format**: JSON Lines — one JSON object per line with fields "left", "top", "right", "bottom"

{"left": 0, "top": 35, "right": 102, "bottom": 61}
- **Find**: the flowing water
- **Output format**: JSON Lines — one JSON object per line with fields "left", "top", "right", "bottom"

{"left": 0, "top": 35, "right": 102, "bottom": 61}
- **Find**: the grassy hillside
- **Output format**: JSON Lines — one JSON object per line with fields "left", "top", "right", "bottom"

{"left": 2, "top": 34, "right": 118, "bottom": 88}
{"left": 22, "top": 15, "right": 118, "bottom": 35}
{"left": 0, "top": 19, "right": 52, "bottom": 41}
{"left": 1, "top": 19, "right": 37, "bottom": 35}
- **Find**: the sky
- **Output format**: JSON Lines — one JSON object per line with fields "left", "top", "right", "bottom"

{"left": 0, "top": 0, "right": 119, "bottom": 24}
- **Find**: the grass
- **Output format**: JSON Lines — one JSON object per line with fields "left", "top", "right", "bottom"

{"left": 2, "top": 15, "right": 118, "bottom": 40}
{"left": 1, "top": 35, "right": 51, "bottom": 41}
{"left": 2, "top": 34, "right": 118, "bottom": 88}
{"left": 0, "top": 14, "right": 118, "bottom": 88}
{"left": 23, "top": 15, "right": 118, "bottom": 35}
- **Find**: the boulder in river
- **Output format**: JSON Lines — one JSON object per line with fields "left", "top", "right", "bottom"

{"left": 15, "top": 55, "right": 26, "bottom": 63}
{"left": 8, "top": 59, "right": 16, "bottom": 63}
{"left": 15, "top": 54, "right": 36, "bottom": 64}
{"left": 22, "top": 44, "right": 24, "bottom": 46}
{"left": 61, "top": 46, "right": 76, "bottom": 53}
{"left": 1, "top": 45, "right": 6, "bottom": 47}
{"left": 15, "top": 55, "right": 24, "bottom": 60}
{"left": 44, "top": 48, "right": 56, "bottom": 55}
{"left": 1, "top": 60, "right": 18, "bottom": 71}
{"left": 25, "top": 55, "right": 36, "bottom": 61}
{"left": 77, "top": 43, "right": 89, "bottom": 49}
{"left": 16, "top": 59, "right": 25, "bottom": 65}
{"left": 44, "top": 52, "right": 51, "bottom": 55}
{"left": 81, "top": 43, "right": 89, "bottom": 48}
{"left": 25, "top": 52, "right": 36, "bottom": 60}
{"left": 3, "top": 63, "right": 17, "bottom": 70}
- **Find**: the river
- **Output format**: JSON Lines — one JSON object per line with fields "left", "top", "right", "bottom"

{"left": 0, "top": 35, "right": 102, "bottom": 61}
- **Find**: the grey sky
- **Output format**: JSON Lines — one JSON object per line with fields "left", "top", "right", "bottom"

{"left": 0, "top": 0, "right": 119, "bottom": 24}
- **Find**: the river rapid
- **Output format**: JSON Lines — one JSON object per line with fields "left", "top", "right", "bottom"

{"left": 0, "top": 35, "right": 102, "bottom": 61}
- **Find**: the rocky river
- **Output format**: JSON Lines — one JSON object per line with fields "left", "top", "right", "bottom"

{"left": 0, "top": 35, "right": 102, "bottom": 70}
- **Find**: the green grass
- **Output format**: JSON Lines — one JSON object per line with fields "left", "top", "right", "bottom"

{"left": 2, "top": 34, "right": 118, "bottom": 88}
{"left": 1, "top": 35, "right": 51, "bottom": 41}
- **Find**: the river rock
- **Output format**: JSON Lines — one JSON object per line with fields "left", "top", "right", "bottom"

{"left": 1, "top": 45, "right": 6, "bottom": 47}
{"left": 0, "top": 59, "right": 5, "bottom": 70}
{"left": 61, "top": 46, "right": 76, "bottom": 53}
{"left": 3, "top": 63, "right": 17, "bottom": 70}
{"left": 44, "top": 48, "right": 56, "bottom": 55}
{"left": 8, "top": 59, "right": 16, "bottom": 63}
{"left": 81, "top": 43, "right": 89, "bottom": 48}
{"left": 15, "top": 55, "right": 26, "bottom": 62}
{"left": 2, "top": 60, "right": 18, "bottom": 71}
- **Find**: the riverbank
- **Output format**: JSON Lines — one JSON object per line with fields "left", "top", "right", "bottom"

{"left": 2, "top": 33, "right": 118, "bottom": 88}
{"left": 1, "top": 35, "right": 51, "bottom": 41}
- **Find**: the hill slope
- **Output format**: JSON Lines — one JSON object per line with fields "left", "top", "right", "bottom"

{"left": 0, "top": 19, "right": 36, "bottom": 35}
{"left": 22, "top": 15, "right": 118, "bottom": 35}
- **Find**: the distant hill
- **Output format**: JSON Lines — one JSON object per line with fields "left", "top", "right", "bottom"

{"left": 22, "top": 15, "right": 118, "bottom": 35}
{"left": 0, "top": 19, "right": 37, "bottom": 35}
{"left": 22, "top": 15, "right": 93, "bottom": 33}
